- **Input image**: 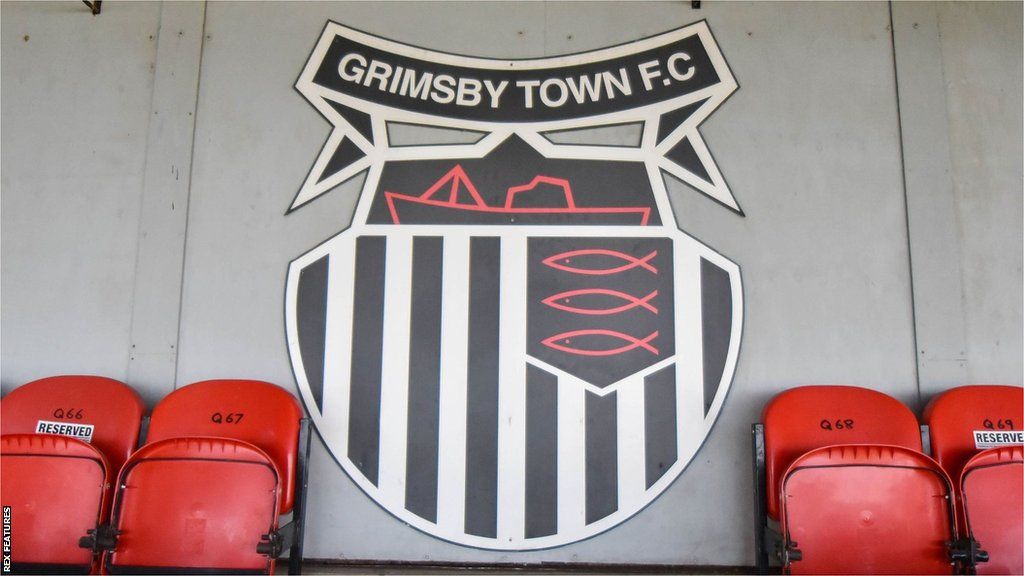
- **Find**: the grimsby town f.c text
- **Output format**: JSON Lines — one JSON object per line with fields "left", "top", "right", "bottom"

{"left": 334, "top": 52, "right": 700, "bottom": 109}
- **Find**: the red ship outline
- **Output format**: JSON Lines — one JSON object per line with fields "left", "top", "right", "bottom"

{"left": 384, "top": 165, "right": 651, "bottom": 226}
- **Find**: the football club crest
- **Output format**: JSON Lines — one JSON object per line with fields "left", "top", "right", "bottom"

{"left": 285, "top": 21, "right": 743, "bottom": 550}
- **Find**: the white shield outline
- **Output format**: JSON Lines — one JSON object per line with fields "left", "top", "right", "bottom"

{"left": 285, "top": 20, "right": 743, "bottom": 550}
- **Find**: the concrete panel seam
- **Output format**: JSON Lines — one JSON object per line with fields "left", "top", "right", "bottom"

{"left": 122, "top": 3, "right": 166, "bottom": 385}
{"left": 888, "top": 0, "right": 923, "bottom": 411}
{"left": 125, "top": 0, "right": 207, "bottom": 402}
{"left": 172, "top": 2, "right": 209, "bottom": 390}
{"left": 890, "top": 1, "right": 972, "bottom": 402}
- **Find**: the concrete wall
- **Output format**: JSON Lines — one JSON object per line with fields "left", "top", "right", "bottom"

{"left": 2, "top": 1, "right": 161, "bottom": 392}
{"left": 893, "top": 1, "right": 1023, "bottom": 400}
{"left": 936, "top": 2, "right": 1022, "bottom": 385}
{"left": 2, "top": 1, "right": 1021, "bottom": 566}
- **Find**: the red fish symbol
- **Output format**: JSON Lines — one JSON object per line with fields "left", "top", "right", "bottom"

{"left": 542, "top": 249, "right": 658, "bottom": 276}
{"left": 541, "top": 329, "right": 659, "bottom": 357}
{"left": 542, "top": 288, "right": 658, "bottom": 315}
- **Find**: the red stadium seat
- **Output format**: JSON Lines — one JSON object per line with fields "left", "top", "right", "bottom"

{"left": 780, "top": 445, "right": 956, "bottom": 575}
{"left": 99, "top": 380, "right": 310, "bottom": 575}
{"left": 925, "top": 385, "right": 1024, "bottom": 574}
{"left": 106, "top": 438, "right": 281, "bottom": 573}
{"left": 0, "top": 435, "right": 107, "bottom": 574}
{"left": 753, "top": 386, "right": 956, "bottom": 574}
{"left": 144, "top": 379, "right": 304, "bottom": 514}
{"left": 761, "top": 386, "right": 923, "bottom": 521}
{"left": 959, "top": 447, "right": 1023, "bottom": 575}
{"left": 1, "top": 375, "right": 145, "bottom": 487}
{"left": 924, "top": 385, "right": 1023, "bottom": 487}
{"left": 0, "top": 376, "right": 144, "bottom": 573}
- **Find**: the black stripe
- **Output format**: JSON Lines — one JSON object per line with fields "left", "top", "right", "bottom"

{"left": 664, "top": 137, "right": 712, "bottom": 184}
{"left": 525, "top": 365, "right": 558, "bottom": 538}
{"left": 700, "top": 258, "right": 733, "bottom": 415}
{"left": 464, "top": 237, "right": 501, "bottom": 538}
{"left": 585, "top": 390, "right": 618, "bottom": 524}
{"left": 296, "top": 256, "right": 329, "bottom": 412}
{"left": 657, "top": 98, "right": 709, "bottom": 145}
{"left": 348, "top": 236, "right": 386, "bottom": 486}
{"left": 317, "top": 136, "right": 366, "bottom": 184}
{"left": 644, "top": 364, "right": 678, "bottom": 488}
{"left": 326, "top": 100, "right": 374, "bottom": 145}
{"left": 405, "top": 237, "right": 444, "bottom": 522}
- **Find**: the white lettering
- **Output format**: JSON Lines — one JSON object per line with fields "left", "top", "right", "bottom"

{"left": 602, "top": 67, "right": 632, "bottom": 99}
{"left": 540, "top": 78, "right": 569, "bottom": 107}
{"left": 337, "top": 53, "right": 367, "bottom": 83}
{"left": 363, "top": 60, "right": 392, "bottom": 91}
{"left": 667, "top": 52, "right": 695, "bottom": 82}
{"left": 484, "top": 79, "right": 509, "bottom": 108}
{"left": 566, "top": 74, "right": 603, "bottom": 104}
{"left": 431, "top": 74, "right": 457, "bottom": 104}
{"left": 456, "top": 78, "right": 483, "bottom": 107}
{"left": 517, "top": 79, "right": 541, "bottom": 108}
{"left": 388, "top": 66, "right": 404, "bottom": 93}
{"left": 638, "top": 60, "right": 662, "bottom": 91}
{"left": 399, "top": 69, "right": 434, "bottom": 100}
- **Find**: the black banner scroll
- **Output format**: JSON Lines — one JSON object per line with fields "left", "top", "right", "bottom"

{"left": 310, "top": 29, "right": 722, "bottom": 122}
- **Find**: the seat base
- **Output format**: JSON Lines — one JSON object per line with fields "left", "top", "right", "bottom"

{"left": 780, "top": 445, "right": 956, "bottom": 575}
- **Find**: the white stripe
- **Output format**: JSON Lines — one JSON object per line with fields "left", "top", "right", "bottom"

{"left": 557, "top": 375, "right": 587, "bottom": 534}
{"left": 377, "top": 234, "right": 413, "bottom": 508}
{"left": 616, "top": 375, "right": 647, "bottom": 510}
{"left": 436, "top": 234, "right": 470, "bottom": 534}
{"left": 675, "top": 246, "right": 705, "bottom": 457}
{"left": 321, "top": 238, "right": 357, "bottom": 452}
{"left": 497, "top": 235, "right": 528, "bottom": 542}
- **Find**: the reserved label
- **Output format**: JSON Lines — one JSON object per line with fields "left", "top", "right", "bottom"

{"left": 974, "top": 430, "right": 1024, "bottom": 449}
{"left": 35, "top": 420, "right": 94, "bottom": 443}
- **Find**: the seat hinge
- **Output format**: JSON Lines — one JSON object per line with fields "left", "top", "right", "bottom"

{"left": 79, "top": 524, "right": 119, "bottom": 553}
{"left": 948, "top": 538, "right": 989, "bottom": 571}
{"left": 257, "top": 522, "right": 296, "bottom": 558}
{"left": 777, "top": 539, "right": 802, "bottom": 566}
{"left": 257, "top": 531, "right": 283, "bottom": 557}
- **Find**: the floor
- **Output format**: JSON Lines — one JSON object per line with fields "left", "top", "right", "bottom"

{"left": 286, "top": 561, "right": 756, "bottom": 575}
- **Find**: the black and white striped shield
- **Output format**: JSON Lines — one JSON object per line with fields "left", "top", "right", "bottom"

{"left": 285, "top": 21, "right": 743, "bottom": 550}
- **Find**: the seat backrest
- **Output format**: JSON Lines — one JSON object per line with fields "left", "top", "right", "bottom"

{"left": 145, "top": 379, "right": 303, "bottom": 512}
{"left": 0, "top": 434, "right": 108, "bottom": 571}
{"left": 924, "top": 385, "right": 1023, "bottom": 483}
{"left": 0, "top": 375, "right": 145, "bottom": 483}
{"left": 107, "top": 437, "right": 280, "bottom": 573}
{"left": 960, "top": 446, "right": 1024, "bottom": 576}
{"left": 779, "top": 444, "right": 955, "bottom": 575}
{"left": 762, "top": 385, "right": 922, "bottom": 519}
